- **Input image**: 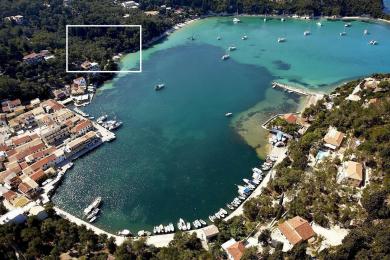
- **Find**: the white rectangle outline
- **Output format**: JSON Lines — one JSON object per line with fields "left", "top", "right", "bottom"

{"left": 66, "top": 24, "right": 142, "bottom": 73}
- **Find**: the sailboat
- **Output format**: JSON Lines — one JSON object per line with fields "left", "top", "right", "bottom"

{"left": 233, "top": 7, "right": 240, "bottom": 24}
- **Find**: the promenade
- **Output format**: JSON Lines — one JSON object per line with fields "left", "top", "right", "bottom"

{"left": 54, "top": 207, "right": 125, "bottom": 245}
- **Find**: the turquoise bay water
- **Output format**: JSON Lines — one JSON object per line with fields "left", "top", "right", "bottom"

{"left": 53, "top": 17, "right": 390, "bottom": 232}
{"left": 385, "top": 0, "right": 390, "bottom": 14}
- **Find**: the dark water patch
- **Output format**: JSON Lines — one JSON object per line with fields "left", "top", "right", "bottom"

{"left": 288, "top": 78, "right": 309, "bottom": 87}
{"left": 273, "top": 60, "right": 291, "bottom": 71}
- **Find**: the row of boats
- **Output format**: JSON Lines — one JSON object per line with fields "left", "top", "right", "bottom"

{"left": 152, "top": 218, "right": 207, "bottom": 234}
{"left": 208, "top": 155, "right": 277, "bottom": 222}
{"left": 83, "top": 197, "right": 102, "bottom": 223}
{"left": 97, "top": 114, "right": 123, "bottom": 131}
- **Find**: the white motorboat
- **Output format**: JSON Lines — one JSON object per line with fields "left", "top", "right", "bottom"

{"left": 89, "top": 216, "right": 97, "bottom": 223}
{"left": 186, "top": 222, "right": 191, "bottom": 230}
{"left": 225, "top": 112, "right": 233, "bottom": 117}
{"left": 200, "top": 219, "right": 206, "bottom": 226}
{"left": 233, "top": 17, "right": 240, "bottom": 24}
{"left": 220, "top": 208, "right": 228, "bottom": 215}
{"left": 241, "top": 35, "right": 248, "bottom": 40}
{"left": 252, "top": 167, "right": 262, "bottom": 174}
{"left": 227, "top": 203, "right": 234, "bottom": 210}
{"left": 340, "top": 31, "right": 347, "bottom": 36}
{"left": 118, "top": 229, "right": 132, "bottom": 236}
{"left": 304, "top": 30, "right": 311, "bottom": 36}
{"left": 221, "top": 54, "right": 230, "bottom": 60}
{"left": 344, "top": 23, "right": 351, "bottom": 27}
{"left": 364, "top": 29, "right": 369, "bottom": 35}
{"left": 228, "top": 46, "right": 237, "bottom": 51}
{"left": 316, "top": 22, "right": 322, "bottom": 27}
{"left": 155, "top": 84, "right": 165, "bottom": 91}
{"left": 281, "top": 18, "right": 285, "bottom": 22}
{"left": 84, "top": 197, "right": 102, "bottom": 216}
{"left": 209, "top": 215, "right": 215, "bottom": 222}
{"left": 86, "top": 208, "right": 100, "bottom": 220}
{"left": 278, "top": 37, "right": 286, "bottom": 43}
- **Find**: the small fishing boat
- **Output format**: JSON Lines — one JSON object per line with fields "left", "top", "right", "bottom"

{"left": 200, "top": 219, "right": 206, "bottom": 226}
{"left": 186, "top": 222, "right": 191, "bottom": 230}
{"left": 221, "top": 54, "right": 230, "bottom": 60}
{"left": 233, "top": 17, "right": 240, "bottom": 24}
{"left": 278, "top": 37, "right": 286, "bottom": 43}
{"left": 340, "top": 31, "right": 347, "bottom": 36}
{"left": 344, "top": 23, "right": 351, "bottom": 27}
{"left": 369, "top": 40, "right": 378, "bottom": 45}
{"left": 220, "top": 208, "right": 228, "bottom": 215}
{"left": 155, "top": 84, "right": 165, "bottom": 91}
{"left": 89, "top": 216, "right": 97, "bottom": 223}
{"left": 209, "top": 215, "right": 215, "bottom": 222}
{"left": 304, "top": 30, "right": 311, "bottom": 36}
{"left": 281, "top": 18, "right": 285, "bottom": 22}
{"left": 225, "top": 112, "right": 233, "bottom": 117}
{"left": 228, "top": 46, "right": 237, "bottom": 51}
{"left": 364, "top": 29, "right": 369, "bottom": 35}
{"left": 227, "top": 203, "right": 234, "bottom": 210}
{"left": 241, "top": 35, "right": 248, "bottom": 40}
{"left": 316, "top": 22, "right": 322, "bottom": 27}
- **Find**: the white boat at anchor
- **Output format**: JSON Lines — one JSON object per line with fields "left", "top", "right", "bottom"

{"left": 221, "top": 54, "right": 230, "bottom": 60}
{"left": 241, "top": 35, "right": 248, "bottom": 40}
{"left": 278, "top": 37, "right": 286, "bottom": 43}
{"left": 304, "top": 30, "right": 311, "bottom": 36}
{"left": 225, "top": 112, "right": 233, "bottom": 117}
{"left": 316, "top": 22, "right": 322, "bottom": 27}
{"left": 228, "top": 46, "right": 237, "bottom": 51}
{"left": 83, "top": 197, "right": 102, "bottom": 216}
{"left": 369, "top": 40, "right": 378, "bottom": 45}
{"left": 364, "top": 29, "right": 369, "bottom": 35}
{"left": 340, "top": 31, "right": 347, "bottom": 36}
{"left": 233, "top": 17, "right": 241, "bottom": 24}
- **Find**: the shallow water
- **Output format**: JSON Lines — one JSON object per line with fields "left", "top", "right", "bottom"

{"left": 53, "top": 17, "right": 390, "bottom": 232}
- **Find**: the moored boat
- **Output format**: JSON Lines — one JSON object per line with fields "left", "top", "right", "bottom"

{"left": 221, "top": 54, "right": 230, "bottom": 60}
{"left": 155, "top": 84, "right": 165, "bottom": 91}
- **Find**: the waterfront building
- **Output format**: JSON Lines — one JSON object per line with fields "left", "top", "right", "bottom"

{"left": 53, "top": 109, "right": 75, "bottom": 124}
{"left": 22, "top": 154, "right": 57, "bottom": 175}
{"left": 70, "top": 120, "right": 93, "bottom": 138}
{"left": 278, "top": 216, "right": 315, "bottom": 246}
{"left": 201, "top": 225, "right": 219, "bottom": 242}
{"left": 323, "top": 127, "right": 345, "bottom": 150}
{"left": 0, "top": 208, "right": 27, "bottom": 224}
{"left": 64, "top": 131, "right": 101, "bottom": 156}
{"left": 39, "top": 124, "right": 70, "bottom": 146}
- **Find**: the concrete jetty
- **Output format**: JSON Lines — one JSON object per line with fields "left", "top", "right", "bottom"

{"left": 272, "top": 81, "right": 314, "bottom": 96}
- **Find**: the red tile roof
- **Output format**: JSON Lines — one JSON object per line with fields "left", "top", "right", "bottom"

{"left": 18, "top": 182, "right": 33, "bottom": 194}
{"left": 29, "top": 169, "right": 46, "bottom": 182}
{"left": 278, "top": 216, "right": 315, "bottom": 246}
{"left": 283, "top": 113, "right": 298, "bottom": 124}
{"left": 3, "top": 190, "right": 17, "bottom": 201}
{"left": 227, "top": 241, "right": 245, "bottom": 260}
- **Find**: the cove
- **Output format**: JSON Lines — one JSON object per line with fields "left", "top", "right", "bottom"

{"left": 53, "top": 17, "right": 390, "bottom": 232}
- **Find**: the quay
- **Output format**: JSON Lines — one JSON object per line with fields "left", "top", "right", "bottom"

{"left": 54, "top": 207, "right": 125, "bottom": 245}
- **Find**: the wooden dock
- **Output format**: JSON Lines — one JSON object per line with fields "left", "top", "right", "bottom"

{"left": 271, "top": 81, "right": 312, "bottom": 96}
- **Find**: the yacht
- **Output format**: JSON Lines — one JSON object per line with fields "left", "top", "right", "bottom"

{"left": 233, "top": 17, "right": 241, "bottom": 24}
{"left": 304, "top": 30, "right": 311, "bottom": 36}
{"left": 344, "top": 23, "right": 351, "bottom": 27}
{"left": 89, "top": 216, "right": 97, "bottom": 223}
{"left": 281, "top": 18, "right": 285, "bottom": 22}
{"left": 155, "top": 84, "right": 165, "bottom": 91}
{"left": 316, "top": 22, "right": 322, "bottom": 27}
{"left": 221, "top": 54, "right": 230, "bottom": 60}
{"left": 228, "top": 46, "right": 237, "bottom": 51}
{"left": 220, "top": 208, "right": 228, "bottom": 215}
{"left": 186, "top": 222, "right": 191, "bottom": 230}
{"left": 209, "top": 215, "right": 215, "bottom": 222}
{"left": 178, "top": 218, "right": 186, "bottom": 230}
{"left": 278, "top": 37, "right": 286, "bottom": 43}
{"left": 340, "top": 31, "right": 347, "bottom": 36}
{"left": 252, "top": 167, "right": 262, "bottom": 174}
{"left": 364, "top": 29, "right": 369, "bottom": 35}
{"left": 86, "top": 208, "right": 100, "bottom": 220}
{"left": 83, "top": 197, "right": 102, "bottom": 216}
{"left": 200, "top": 219, "right": 207, "bottom": 226}
{"left": 108, "top": 121, "right": 122, "bottom": 131}
{"left": 241, "top": 35, "right": 248, "bottom": 40}
{"left": 225, "top": 112, "right": 233, "bottom": 117}
{"left": 226, "top": 203, "right": 234, "bottom": 210}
